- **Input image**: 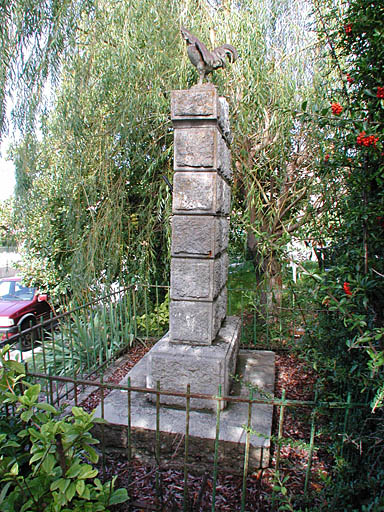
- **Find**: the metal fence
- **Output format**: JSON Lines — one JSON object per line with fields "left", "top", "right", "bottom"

{"left": 5, "top": 281, "right": 315, "bottom": 377}
{"left": 18, "top": 369, "right": 368, "bottom": 512}
{"left": 1, "top": 283, "right": 370, "bottom": 510}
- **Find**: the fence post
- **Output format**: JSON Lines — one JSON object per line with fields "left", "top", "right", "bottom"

{"left": 241, "top": 388, "right": 253, "bottom": 512}
{"left": 304, "top": 407, "right": 317, "bottom": 496}
{"left": 183, "top": 383, "right": 191, "bottom": 512}
{"left": 211, "top": 385, "right": 222, "bottom": 512}
{"left": 155, "top": 380, "right": 162, "bottom": 510}
{"left": 275, "top": 389, "right": 286, "bottom": 471}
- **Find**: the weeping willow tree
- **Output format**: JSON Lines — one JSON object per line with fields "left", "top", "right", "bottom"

{"left": 0, "top": 0, "right": 93, "bottom": 139}
{"left": 224, "top": 0, "right": 320, "bottom": 296}
{"left": 8, "top": 0, "right": 321, "bottom": 298}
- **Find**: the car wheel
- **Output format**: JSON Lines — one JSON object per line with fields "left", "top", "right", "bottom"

{"left": 19, "top": 318, "right": 37, "bottom": 351}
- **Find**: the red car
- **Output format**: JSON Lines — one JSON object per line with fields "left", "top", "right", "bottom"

{"left": 0, "top": 277, "right": 52, "bottom": 350}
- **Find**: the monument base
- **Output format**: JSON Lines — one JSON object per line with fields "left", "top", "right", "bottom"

{"left": 93, "top": 349, "right": 275, "bottom": 472}
{"left": 146, "top": 316, "right": 240, "bottom": 410}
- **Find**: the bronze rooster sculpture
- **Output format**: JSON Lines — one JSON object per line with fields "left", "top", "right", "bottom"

{"left": 181, "top": 27, "right": 238, "bottom": 84}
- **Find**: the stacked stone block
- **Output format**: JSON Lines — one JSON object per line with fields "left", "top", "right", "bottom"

{"left": 169, "top": 84, "right": 232, "bottom": 345}
{"left": 146, "top": 84, "right": 240, "bottom": 410}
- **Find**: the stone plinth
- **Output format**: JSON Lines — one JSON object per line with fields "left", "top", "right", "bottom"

{"left": 146, "top": 317, "right": 240, "bottom": 410}
{"left": 93, "top": 349, "right": 275, "bottom": 472}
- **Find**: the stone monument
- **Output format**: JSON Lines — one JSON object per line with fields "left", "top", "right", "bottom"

{"left": 146, "top": 83, "right": 241, "bottom": 410}
{"left": 93, "top": 31, "right": 275, "bottom": 470}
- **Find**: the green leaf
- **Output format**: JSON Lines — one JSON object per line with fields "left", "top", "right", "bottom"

{"left": 42, "top": 454, "right": 57, "bottom": 475}
{"left": 20, "top": 499, "right": 36, "bottom": 512}
{"left": 4, "top": 360, "right": 25, "bottom": 375}
{"left": 20, "top": 409, "right": 34, "bottom": 422}
{"left": 65, "top": 482, "right": 77, "bottom": 502}
{"left": 66, "top": 461, "right": 82, "bottom": 479}
{"left": 35, "top": 402, "right": 58, "bottom": 414}
{"left": 363, "top": 89, "right": 376, "bottom": 97}
{"left": 76, "top": 479, "right": 85, "bottom": 496}
{"left": 81, "top": 485, "right": 91, "bottom": 500}
{"left": 0, "top": 481, "right": 12, "bottom": 503}
{"left": 108, "top": 488, "right": 129, "bottom": 505}
{"left": 83, "top": 443, "right": 99, "bottom": 463}
{"left": 10, "top": 462, "right": 19, "bottom": 476}
{"left": 4, "top": 440, "right": 20, "bottom": 448}
{"left": 78, "top": 464, "right": 98, "bottom": 480}
{"left": 51, "top": 477, "right": 70, "bottom": 493}
{"left": 30, "top": 450, "right": 45, "bottom": 464}
{"left": 71, "top": 406, "right": 88, "bottom": 418}
{"left": 24, "top": 384, "right": 41, "bottom": 402}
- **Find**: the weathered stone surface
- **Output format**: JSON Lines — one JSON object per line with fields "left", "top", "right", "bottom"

{"left": 223, "top": 179, "right": 231, "bottom": 215}
{"left": 174, "top": 127, "right": 218, "bottom": 169}
{"left": 221, "top": 217, "right": 229, "bottom": 250}
{"left": 218, "top": 136, "right": 232, "bottom": 181}
{"left": 169, "top": 287, "right": 227, "bottom": 345}
{"left": 214, "top": 287, "right": 227, "bottom": 334}
{"left": 147, "top": 317, "right": 241, "bottom": 410}
{"left": 171, "top": 85, "right": 218, "bottom": 119}
{"left": 218, "top": 97, "right": 232, "bottom": 145}
{"left": 220, "top": 252, "right": 229, "bottom": 289}
{"left": 93, "top": 349, "right": 275, "bottom": 471}
{"left": 170, "top": 253, "right": 227, "bottom": 301}
{"left": 173, "top": 172, "right": 230, "bottom": 215}
{"left": 171, "top": 216, "right": 228, "bottom": 258}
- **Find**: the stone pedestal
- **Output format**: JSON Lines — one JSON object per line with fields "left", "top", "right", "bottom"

{"left": 147, "top": 317, "right": 240, "bottom": 410}
{"left": 145, "top": 83, "right": 240, "bottom": 409}
{"left": 93, "top": 85, "right": 275, "bottom": 472}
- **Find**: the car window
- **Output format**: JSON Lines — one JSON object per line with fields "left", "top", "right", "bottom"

{"left": 0, "top": 281, "right": 12, "bottom": 297}
{"left": 0, "top": 281, "right": 36, "bottom": 301}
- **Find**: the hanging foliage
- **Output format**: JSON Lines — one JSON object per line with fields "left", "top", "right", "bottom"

{"left": 9, "top": 0, "right": 320, "bottom": 298}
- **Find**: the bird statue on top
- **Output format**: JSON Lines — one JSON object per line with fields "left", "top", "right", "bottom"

{"left": 180, "top": 27, "right": 238, "bottom": 85}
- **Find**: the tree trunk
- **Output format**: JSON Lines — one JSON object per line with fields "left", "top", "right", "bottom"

{"left": 247, "top": 226, "right": 283, "bottom": 321}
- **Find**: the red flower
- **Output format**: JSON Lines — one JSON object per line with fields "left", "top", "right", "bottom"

{"left": 344, "top": 23, "right": 352, "bottom": 35}
{"left": 324, "top": 154, "right": 330, "bottom": 162}
{"left": 331, "top": 102, "right": 343, "bottom": 115}
{"left": 343, "top": 282, "right": 352, "bottom": 296}
{"left": 357, "top": 131, "right": 379, "bottom": 147}
{"left": 346, "top": 74, "right": 354, "bottom": 84}
{"left": 377, "top": 87, "right": 384, "bottom": 99}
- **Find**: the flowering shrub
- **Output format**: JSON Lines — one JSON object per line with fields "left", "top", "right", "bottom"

{"left": 301, "top": 0, "right": 384, "bottom": 451}
{"left": 346, "top": 73, "right": 354, "bottom": 84}
{"left": 331, "top": 102, "right": 343, "bottom": 115}
{"left": 343, "top": 281, "right": 352, "bottom": 296}
{"left": 297, "top": 1, "right": 384, "bottom": 507}
{"left": 310, "top": 0, "right": 384, "bottom": 406}
{"left": 356, "top": 131, "right": 379, "bottom": 147}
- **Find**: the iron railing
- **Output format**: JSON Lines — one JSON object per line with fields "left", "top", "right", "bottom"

{"left": 17, "top": 370, "right": 368, "bottom": 511}
{"left": 0, "top": 282, "right": 373, "bottom": 510}
{"left": 5, "top": 281, "right": 321, "bottom": 374}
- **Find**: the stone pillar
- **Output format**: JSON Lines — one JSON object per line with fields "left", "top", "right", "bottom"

{"left": 146, "top": 84, "right": 240, "bottom": 410}
{"left": 170, "top": 84, "right": 231, "bottom": 345}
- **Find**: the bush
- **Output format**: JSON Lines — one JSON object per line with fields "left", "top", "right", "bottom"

{"left": 0, "top": 345, "right": 128, "bottom": 511}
